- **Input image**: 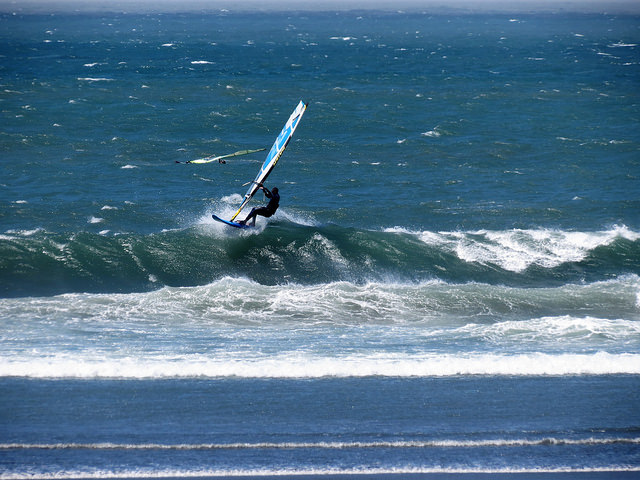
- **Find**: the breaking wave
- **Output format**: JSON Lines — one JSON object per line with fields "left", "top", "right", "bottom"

{"left": 1, "top": 223, "right": 638, "bottom": 297}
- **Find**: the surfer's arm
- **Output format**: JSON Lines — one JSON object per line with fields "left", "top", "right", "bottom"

{"left": 261, "top": 186, "right": 272, "bottom": 198}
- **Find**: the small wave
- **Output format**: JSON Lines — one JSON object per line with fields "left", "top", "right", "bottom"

{"left": 219, "top": 193, "right": 243, "bottom": 204}
{"left": 4, "top": 437, "right": 638, "bottom": 450}
{"left": 3, "top": 227, "right": 43, "bottom": 236}
{"left": 1, "top": 275, "right": 638, "bottom": 327}
{"left": 421, "top": 126, "right": 445, "bottom": 137}
{"left": 0, "top": 465, "right": 637, "bottom": 480}
{"left": 77, "top": 77, "right": 113, "bottom": 82}
{"left": 422, "top": 130, "right": 440, "bottom": 137}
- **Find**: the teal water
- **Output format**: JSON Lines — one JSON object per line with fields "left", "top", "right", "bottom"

{"left": 1, "top": 9, "right": 639, "bottom": 478}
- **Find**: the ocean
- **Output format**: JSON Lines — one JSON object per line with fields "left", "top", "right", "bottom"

{"left": 1, "top": 5, "right": 639, "bottom": 479}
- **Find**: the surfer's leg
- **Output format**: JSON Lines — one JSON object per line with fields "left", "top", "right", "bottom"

{"left": 242, "top": 208, "right": 258, "bottom": 225}
{"left": 245, "top": 206, "right": 270, "bottom": 226}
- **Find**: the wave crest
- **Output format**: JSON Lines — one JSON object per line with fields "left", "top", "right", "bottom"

{"left": 1, "top": 224, "right": 638, "bottom": 297}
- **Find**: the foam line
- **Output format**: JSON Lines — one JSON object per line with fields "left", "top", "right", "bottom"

{"left": 2, "top": 352, "right": 639, "bottom": 379}
{"left": 3, "top": 437, "right": 639, "bottom": 450}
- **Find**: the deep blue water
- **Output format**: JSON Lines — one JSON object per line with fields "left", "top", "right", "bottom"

{"left": 2, "top": 377, "right": 640, "bottom": 476}
{"left": 1, "top": 8, "right": 639, "bottom": 478}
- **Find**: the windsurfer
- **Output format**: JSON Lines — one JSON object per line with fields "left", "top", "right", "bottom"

{"left": 238, "top": 186, "right": 279, "bottom": 226}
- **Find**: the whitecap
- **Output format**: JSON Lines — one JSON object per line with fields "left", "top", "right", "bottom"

{"left": 422, "top": 129, "right": 441, "bottom": 137}
{"left": 5, "top": 228, "right": 42, "bottom": 236}
{"left": 220, "top": 193, "right": 243, "bottom": 204}
{"left": 77, "top": 77, "right": 113, "bottom": 82}
{"left": 278, "top": 209, "right": 318, "bottom": 227}
{"left": 407, "top": 226, "right": 639, "bottom": 273}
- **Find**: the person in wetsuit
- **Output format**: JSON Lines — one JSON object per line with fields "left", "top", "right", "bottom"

{"left": 238, "top": 186, "right": 279, "bottom": 226}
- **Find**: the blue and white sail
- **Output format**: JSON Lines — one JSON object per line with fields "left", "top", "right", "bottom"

{"left": 230, "top": 100, "right": 307, "bottom": 221}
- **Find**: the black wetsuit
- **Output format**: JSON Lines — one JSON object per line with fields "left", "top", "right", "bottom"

{"left": 243, "top": 187, "right": 279, "bottom": 225}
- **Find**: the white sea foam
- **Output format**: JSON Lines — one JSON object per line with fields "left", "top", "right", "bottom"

{"left": 4, "top": 437, "right": 638, "bottom": 450}
{"left": 2, "top": 351, "right": 639, "bottom": 379}
{"left": 1, "top": 273, "right": 637, "bottom": 379}
{"left": 220, "top": 193, "right": 243, "bottom": 204}
{"left": 77, "top": 77, "right": 113, "bottom": 82}
{"left": 1, "top": 276, "right": 637, "bottom": 329}
{"left": 4, "top": 227, "right": 43, "bottom": 236}
{"left": 484, "top": 316, "right": 640, "bottom": 343}
{"left": 385, "top": 225, "right": 639, "bottom": 272}
{"left": 421, "top": 129, "right": 441, "bottom": 137}
{"left": 278, "top": 209, "right": 318, "bottom": 226}
{"left": 0, "top": 464, "right": 637, "bottom": 480}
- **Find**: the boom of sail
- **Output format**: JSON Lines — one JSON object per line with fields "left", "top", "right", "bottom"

{"left": 181, "top": 148, "right": 266, "bottom": 164}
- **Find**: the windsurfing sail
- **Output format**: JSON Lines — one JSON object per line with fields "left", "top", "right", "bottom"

{"left": 229, "top": 100, "right": 307, "bottom": 221}
{"left": 176, "top": 148, "right": 266, "bottom": 164}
